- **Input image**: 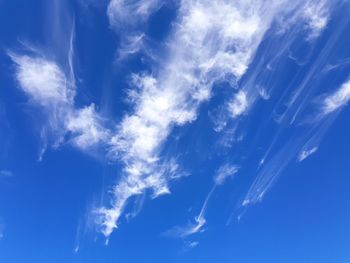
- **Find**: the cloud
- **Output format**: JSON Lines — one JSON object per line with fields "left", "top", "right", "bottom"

{"left": 107, "top": 0, "right": 163, "bottom": 60}
{"left": 241, "top": 76, "right": 350, "bottom": 208}
{"left": 10, "top": 49, "right": 111, "bottom": 155}
{"left": 166, "top": 215, "right": 206, "bottom": 239}
{"left": 298, "top": 146, "right": 318, "bottom": 162}
{"left": 186, "top": 241, "right": 199, "bottom": 248}
{"left": 107, "top": 0, "right": 161, "bottom": 29}
{"left": 98, "top": 0, "right": 290, "bottom": 238}
{"left": 9, "top": 52, "right": 73, "bottom": 148}
{"left": 229, "top": 91, "right": 249, "bottom": 118}
{"left": 302, "top": 0, "right": 329, "bottom": 39}
{"left": 9, "top": 53, "right": 74, "bottom": 106}
{"left": 165, "top": 186, "right": 214, "bottom": 239}
{"left": 214, "top": 164, "right": 238, "bottom": 185}
{"left": 322, "top": 79, "right": 350, "bottom": 114}
{"left": 165, "top": 163, "right": 238, "bottom": 240}
{"left": 66, "top": 104, "right": 110, "bottom": 149}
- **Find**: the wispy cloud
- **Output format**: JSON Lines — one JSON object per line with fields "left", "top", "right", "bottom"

{"left": 322, "top": 79, "right": 350, "bottom": 115}
{"left": 107, "top": 0, "right": 161, "bottom": 29}
{"left": 165, "top": 163, "right": 238, "bottom": 240}
{"left": 107, "top": 0, "right": 163, "bottom": 60}
{"left": 164, "top": 186, "right": 214, "bottom": 239}
{"left": 302, "top": 0, "right": 330, "bottom": 39}
{"left": 9, "top": 0, "right": 347, "bottom": 245}
{"left": 97, "top": 0, "right": 289, "bottom": 238}
{"left": 240, "top": 77, "right": 350, "bottom": 208}
{"left": 9, "top": 45, "right": 111, "bottom": 156}
{"left": 298, "top": 146, "right": 318, "bottom": 162}
{"left": 66, "top": 104, "right": 110, "bottom": 149}
{"left": 9, "top": 54, "right": 75, "bottom": 106}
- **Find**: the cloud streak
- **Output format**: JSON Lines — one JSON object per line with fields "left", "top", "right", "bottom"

{"left": 322, "top": 79, "right": 350, "bottom": 115}
{"left": 165, "top": 163, "right": 238, "bottom": 240}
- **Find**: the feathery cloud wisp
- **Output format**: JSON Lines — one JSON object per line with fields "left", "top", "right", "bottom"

{"left": 323, "top": 80, "right": 350, "bottom": 115}
{"left": 303, "top": 0, "right": 329, "bottom": 39}
{"left": 298, "top": 147, "right": 318, "bottom": 162}
{"left": 214, "top": 164, "right": 238, "bottom": 185}
{"left": 107, "top": 0, "right": 161, "bottom": 29}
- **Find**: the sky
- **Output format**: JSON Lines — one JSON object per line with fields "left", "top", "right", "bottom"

{"left": 1, "top": 0, "right": 350, "bottom": 262}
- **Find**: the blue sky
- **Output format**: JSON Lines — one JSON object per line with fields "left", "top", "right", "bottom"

{"left": 1, "top": 0, "right": 350, "bottom": 262}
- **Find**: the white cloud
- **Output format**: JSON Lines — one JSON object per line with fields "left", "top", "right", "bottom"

{"left": 298, "top": 146, "right": 318, "bottom": 162}
{"left": 10, "top": 0, "right": 338, "bottom": 241}
{"left": 10, "top": 52, "right": 73, "bottom": 148}
{"left": 9, "top": 53, "right": 74, "bottom": 107}
{"left": 10, "top": 51, "right": 111, "bottom": 154}
{"left": 165, "top": 164, "right": 237, "bottom": 239}
{"left": 258, "top": 87, "right": 270, "bottom": 100}
{"left": 214, "top": 164, "right": 238, "bottom": 185}
{"left": 322, "top": 80, "right": 350, "bottom": 114}
{"left": 107, "top": 0, "right": 161, "bottom": 29}
{"left": 303, "top": 0, "right": 329, "bottom": 39}
{"left": 229, "top": 90, "right": 249, "bottom": 118}
{"left": 117, "top": 33, "right": 145, "bottom": 60}
{"left": 66, "top": 104, "right": 110, "bottom": 149}
{"left": 98, "top": 0, "right": 289, "bottom": 238}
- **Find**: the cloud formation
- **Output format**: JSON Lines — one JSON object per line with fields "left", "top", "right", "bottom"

{"left": 10, "top": 49, "right": 110, "bottom": 155}
{"left": 214, "top": 164, "right": 238, "bottom": 185}
{"left": 8, "top": 0, "right": 349, "bottom": 245}
{"left": 322, "top": 80, "right": 350, "bottom": 115}
{"left": 298, "top": 147, "right": 318, "bottom": 162}
{"left": 107, "top": 0, "right": 161, "bottom": 29}
{"left": 98, "top": 0, "right": 291, "bottom": 238}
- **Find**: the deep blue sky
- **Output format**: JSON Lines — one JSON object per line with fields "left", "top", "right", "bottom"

{"left": 1, "top": 1, "right": 350, "bottom": 262}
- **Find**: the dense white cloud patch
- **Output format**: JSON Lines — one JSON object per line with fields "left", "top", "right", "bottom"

{"left": 117, "top": 33, "right": 146, "bottom": 60}
{"left": 9, "top": 54, "right": 74, "bottom": 106}
{"left": 66, "top": 104, "right": 110, "bottom": 149}
{"left": 107, "top": 0, "right": 162, "bottom": 59}
{"left": 241, "top": 77, "right": 350, "bottom": 208}
{"left": 229, "top": 90, "right": 249, "bottom": 118}
{"left": 165, "top": 186, "right": 214, "bottom": 239}
{"left": 323, "top": 80, "right": 350, "bottom": 114}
